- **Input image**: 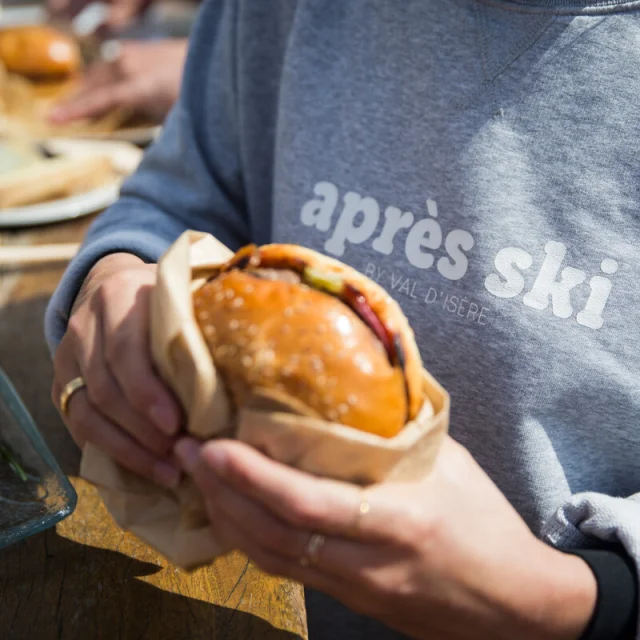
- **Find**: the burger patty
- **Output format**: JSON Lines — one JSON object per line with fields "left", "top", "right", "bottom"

{"left": 249, "top": 267, "right": 302, "bottom": 285}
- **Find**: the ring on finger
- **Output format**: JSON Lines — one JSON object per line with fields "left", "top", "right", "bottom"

{"left": 348, "top": 489, "right": 371, "bottom": 538}
{"left": 60, "top": 376, "right": 87, "bottom": 418}
{"left": 300, "top": 532, "right": 326, "bottom": 568}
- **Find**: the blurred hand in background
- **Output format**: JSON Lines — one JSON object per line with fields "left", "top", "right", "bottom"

{"left": 47, "top": 0, "right": 152, "bottom": 30}
{"left": 48, "top": 38, "right": 188, "bottom": 123}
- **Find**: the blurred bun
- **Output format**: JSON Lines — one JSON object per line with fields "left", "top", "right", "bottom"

{"left": 192, "top": 244, "right": 426, "bottom": 438}
{"left": 0, "top": 26, "right": 82, "bottom": 78}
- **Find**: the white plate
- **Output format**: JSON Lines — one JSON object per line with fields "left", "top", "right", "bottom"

{"left": 0, "top": 6, "right": 47, "bottom": 28}
{"left": 0, "top": 180, "right": 120, "bottom": 228}
{"left": 77, "top": 124, "right": 162, "bottom": 146}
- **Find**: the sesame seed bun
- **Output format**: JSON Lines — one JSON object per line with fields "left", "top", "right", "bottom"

{"left": 192, "top": 244, "right": 426, "bottom": 438}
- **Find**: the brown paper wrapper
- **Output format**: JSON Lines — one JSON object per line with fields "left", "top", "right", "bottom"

{"left": 80, "top": 231, "right": 450, "bottom": 569}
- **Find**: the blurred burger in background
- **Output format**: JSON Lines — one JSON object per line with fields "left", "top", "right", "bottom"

{"left": 0, "top": 0, "right": 197, "bottom": 136}
{"left": 43, "top": 0, "right": 195, "bottom": 126}
{"left": 0, "top": 24, "right": 82, "bottom": 79}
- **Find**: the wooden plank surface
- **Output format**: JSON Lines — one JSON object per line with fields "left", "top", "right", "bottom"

{"left": 0, "top": 217, "right": 307, "bottom": 640}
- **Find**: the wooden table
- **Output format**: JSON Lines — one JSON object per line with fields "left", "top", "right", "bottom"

{"left": 0, "top": 217, "right": 307, "bottom": 640}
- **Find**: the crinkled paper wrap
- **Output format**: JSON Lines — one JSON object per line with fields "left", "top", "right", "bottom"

{"left": 81, "top": 231, "right": 450, "bottom": 569}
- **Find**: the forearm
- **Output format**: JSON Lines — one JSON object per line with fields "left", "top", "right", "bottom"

{"left": 45, "top": 0, "right": 250, "bottom": 354}
{"left": 528, "top": 545, "right": 596, "bottom": 640}
{"left": 497, "top": 540, "right": 638, "bottom": 640}
{"left": 485, "top": 540, "right": 596, "bottom": 640}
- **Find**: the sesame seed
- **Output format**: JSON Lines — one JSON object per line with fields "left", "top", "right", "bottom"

{"left": 354, "top": 353, "right": 374, "bottom": 374}
{"left": 242, "top": 355, "right": 253, "bottom": 367}
{"left": 310, "top": 357, "right": 324, "bottom": 372}
{"left": 245, "top": 284, "right": 254, "bottom": 293}
{"left": 282, "top": 366, "right": 293, "bottom": 377}
{"left": 327, "top": 409, "right": 339, "bottom": 421}
{"left": 215, "top": 346, "right": 228, "bottom": 359}
{"left": 322, "top": 344, "right": 333, "bottom": 353}
{"left": 204, "top": 325, "right": 216, "bottom": 336}
{"left": 225, "top": 290, "right": 235, "bottom": 300}
{"left": 347, "top": 394, "right": 358, "bottom": 406}
{"left": 215, "top": 292, "right": 225, "bottom": 302}
{"left": 229, "top": 320, "right": 240, "bottom": 330}
{"left": 284, "top": 307, "right": 294, "bottom": 317}
{"left": 198, "top": 311, "right": 210, "bottom": 321}
{"left": 338, "top": 403, "right": 349, "bottom": 415}
{"left": 248, "top": 324, "right": 259, "bottom": 336}
{"left": 232, "top": 297, "right": 244, "bottom": 308}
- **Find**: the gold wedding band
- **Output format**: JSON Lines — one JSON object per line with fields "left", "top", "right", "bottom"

{"left": 300, "top": 532, "right": 326, "bottom": 568}
{"left": 60, "top": 376, "right": 87, "bottom": 418}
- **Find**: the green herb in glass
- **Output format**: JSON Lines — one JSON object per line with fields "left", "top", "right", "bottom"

{"left": 0, "top": 442, "right": 28, "bottom": 482}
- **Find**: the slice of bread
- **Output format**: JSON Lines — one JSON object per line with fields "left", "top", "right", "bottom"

{"left": 0, "top": 152, "right": 116, "bottom": 208}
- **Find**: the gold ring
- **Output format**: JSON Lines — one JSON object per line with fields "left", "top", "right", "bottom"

{"left": 349, "top": 489, "right": 371, "bottom": 537}
{"left": 300, "top": 533, "right": 325, "bottom": 568}
{"left": 60, "top": 376, "right": 87, "bottom": 417}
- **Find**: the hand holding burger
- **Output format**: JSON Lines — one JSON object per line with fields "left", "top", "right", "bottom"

{"left": 176, "top": 430, "right": 597, "bottom": 640}
{"left": 48, "top": 39, "right": 188, "bottom": 124}
{"left": 173, "top": 240, "right": 594, "bottom": 640}
{"left": 52, "top": 252, "right": 183, "bottom": 489}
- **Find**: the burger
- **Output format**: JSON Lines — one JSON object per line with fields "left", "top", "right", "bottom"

{"left": 192, "top": 244, "right": 427, "bottom": 438}
{"left": 0, "top": 26, "right": 82, "bottom": 79}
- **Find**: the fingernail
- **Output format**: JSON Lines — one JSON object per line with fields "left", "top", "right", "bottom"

{"left": 206, "top": 446, "right": 228, "bottom": 477}
{"left": 154, "top": 460, "right": 181, "bottom": 489}
{"left": 175, "top": 439, "right": 200, "bottom": 473}
{"left": 149, "top": 404, "right": 178, "bottom": 436}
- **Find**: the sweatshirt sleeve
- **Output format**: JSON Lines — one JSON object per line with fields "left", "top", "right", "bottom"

{"left": 542, "top": 492, "right": 640, "bottom": 637}
{"left": 44, "top": 0, "right": 249, "bottom": 355}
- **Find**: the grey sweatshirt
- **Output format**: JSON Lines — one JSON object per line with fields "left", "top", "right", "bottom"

{"left": 45, "top": 0, "right": 640, "bottom": 637}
